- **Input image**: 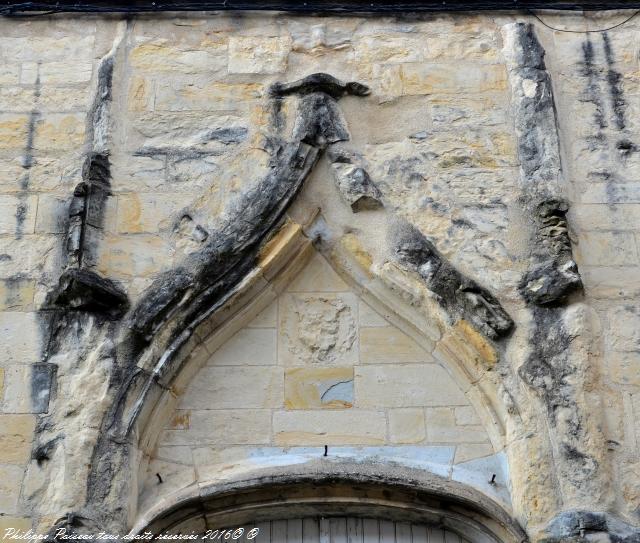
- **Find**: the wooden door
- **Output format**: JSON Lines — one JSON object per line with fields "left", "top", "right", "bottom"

{"left": 241, "top": 517, "right": 472, "bottom": 543}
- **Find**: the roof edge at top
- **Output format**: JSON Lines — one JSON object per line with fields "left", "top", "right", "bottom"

{"left": 2, "top": 0, "right": 640, "bottom": 16}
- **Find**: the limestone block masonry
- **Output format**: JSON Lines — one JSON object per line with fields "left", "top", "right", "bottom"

{"left": 0, "top": 8, "right": 640, "bottom": 543}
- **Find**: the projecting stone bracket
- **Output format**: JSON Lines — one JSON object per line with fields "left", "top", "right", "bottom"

{"left": 392, "top": 220, "right": 513, "bottom": 340}
{"left": 45, "top": 268, "right": 129, "bottom": 318}
{"left": 540, "top": 510, "right": 640, "bottom": 543}
{"left": 519, "top": 258, "right": 581, "bottom": 306}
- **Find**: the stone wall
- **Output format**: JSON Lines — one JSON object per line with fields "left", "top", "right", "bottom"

{"left": 0, "top": 9, "right": 639, "bottom": 543}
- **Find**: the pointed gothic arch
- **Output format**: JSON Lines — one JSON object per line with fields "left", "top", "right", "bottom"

{"left": 114, "top": 215, "right": 526, "bottom": 543}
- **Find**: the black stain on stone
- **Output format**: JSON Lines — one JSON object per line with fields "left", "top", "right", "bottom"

{"left": 580, "top": 39, "right": 608, "bottom": 133}
{"left": 3, "top": 274, "right": 31, "bottom": 308}
{"left": 519, "top": 307, "right": 573, "bottom": 425}
{"left": 43, "top": 513, "right": 102, "bottom": 543}
{"left": 16, "top": 63, "right": 41, "bottom": 239}
{"left": 203, "top": 126, "right": 248, "bottom": 145}
{"left": 30, "top": 363, "right": 57, "bottom": 414}
{"left": 83, "top": 152, "right": 111, "bottom": 188}
{"left": 45, "top": 268, "right": 129, "bottom": 318}
{"left": 32, "top": 436, "right": 61, "bottom": 465}
{"left": 602, "top": 33, "right": 627, "bottom": 132}
{"left": 616, "top": 138, "right": 638, "bottom": 158}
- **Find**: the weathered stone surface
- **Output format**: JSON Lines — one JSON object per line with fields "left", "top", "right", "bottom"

{"left": 519, "top": 200, "right": 583, "bottom": 306}
{"left": 576, "top": 231, "right": 640, "bottom": 266}
{"left": 541, "top": 510, "right": 640, "bottom": 543}
{"left": 154, "top": 81, "right": 263, "bottom": 112}
{"left": 455, "top": 406, "right": 482, "bottom": 426}
{"left": 425, "top": 407, "right": 490, "bottom": 444}
{"left": 359, "top": 326, "right": 429, "bottom": 364}
{"left": 247, "top": 302, "right": 277, "bottom": 328}
{"left": 571, "top": 204, "right": 640, "bottom": 232}
{"left": 0, "top": 195, "right": 37, "bottom": 235}
{"left": 3, "top": 12, "right": 640, "bottom": 543}
{"left": 0, "top": 516, "right": 32, "bottom": 534}
{"left": 353, "top": 35, "right": 426, "bottom": 64}
{"left": 358, "top": 301, "right": 388, "bottom": 327}
{"left": 0, "top": 414, "right": 36, "bottom": 464}
{"left": 228, "top": 36, "right": 291, "bottom": 74}
{"left": 34, "top": 195, "right": 68, "bottom": 235}
{"left": 519, "top": 258, "right": 582, "bottom": 306}
{"left": 286, "top": 252, "right": 349, "bottom": 293}
{"left": 0, "top": 278, "right": 35, "bottom": 311}
{"left": 454, "top": 443, "right": 495, "bottom": 464}
{"left": 97, "top": 234, "right": 173, "bottom": 279}
{"left": 327, "top": 145, "right": 384, "bottom": 213}
{"left": 0, "top": 35, "right": 95, "bottom": 63}
{"left": 0, "top": 312, "right": 41, "bottom": 363}
{"left": 0, "top": 114, "right": 28, "bottom": 151}
{"left": 161, "top": 409, "right": 272, "bottom": 446}
{"left": 607, "top": 352, "right": 640, "bottom": 386}
{"left": 129, "top": 38, "right": 227, "bottom": 74}
{"left": 207, "top": 328, "right": 277, "bottom": 366}
{"left": 0, "top": 464, "right": 24, "bottom": 514}
{"left": 356, "top": 365, "right": 468, "bottom": 408}
{"left": 116, "top": 193, "right": 195, "bottom": 234}
{"left": 273, "top": 410, "right": 386, "bottom": 445}
{"left": 180, "top": 366, "right": 283, "bottom": 409}
{"left": 34, "top": 114, "right": 85, "bottom": 152}
{"left": 607, "top": 305, "right": 640, "bottom": 352}
{"left": 401, "top": 63, "right": 507, "bottom": 95}
{"left": 388, "top": 408, "right": 426, "bottom": 444}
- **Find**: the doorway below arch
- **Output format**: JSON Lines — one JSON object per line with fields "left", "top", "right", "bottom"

{"left": 135, "top": 468, "right": 526, "bottom": 543}
{"left": 242, "top": 517, "right": 471, "bottom": 543}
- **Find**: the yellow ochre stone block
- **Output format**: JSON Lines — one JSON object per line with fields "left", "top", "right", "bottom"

{"left": 0, "top": 115, "right": 28, "bottom": 150}
{"left": 359, "top": 326, "right": 428, "bottom": 364}
{"left": 337, "top": 233, "right": 373, "bottom": 278}
{"left": 0, "top": 414, "right": 36, "bottom": 465}
{"left": 258, "top": 221, "right": 303, "bottom": 271}
{"left": 388, "top": 408, "right": 426, "bottom": 444}
{"left": 401, "top": 63, "right": 507, "bottom": 95}
{"left": 35, "top": 114, "right": 85, "bottom": 151}
{"left": 454, "top": 319, "right": 498, "bottom": 367}
{"left": 129, "top": 38, "right": 227, "bottom": 73}
{"left": 285, "top": 367, "right": 354, "bottom": 409}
